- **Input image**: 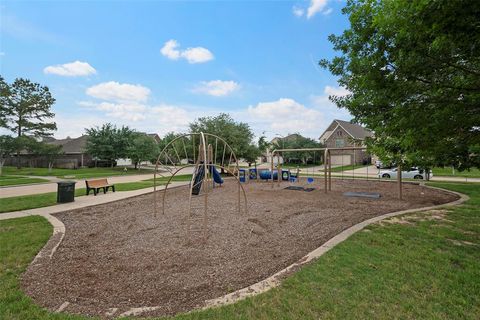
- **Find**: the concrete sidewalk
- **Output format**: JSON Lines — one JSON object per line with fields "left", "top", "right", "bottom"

{"left": 0, "top": 181, "right": 189, "bottom": 221}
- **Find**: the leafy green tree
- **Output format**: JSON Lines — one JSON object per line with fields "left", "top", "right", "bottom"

{"left": 127, "top": 133, "right": 159, "bottom": 169}
{"left": 38, "top": 143, "right": 63, "bottom": 172}
{"left": 258, "top": 134, "right": 272, "bottom": 154}
{"left": 189, "top": 113, "right": 257, "bottom": 169}
{"left": 0, "top": 77, "right": 57, "bottom": 167}
{"left": 0, "top": 135, "right": 16, "bottom": 175}
{"left": 243, "top": 144, "right": 261, "bottom": 166}
{"left": 279, "top": 134, "right": 323, "bottom": 164}
{"left": 320, "top": 0, "right": 480, "bottom": 171}
{"left": 85, "top": 123, "right": 136, "bottom": 167}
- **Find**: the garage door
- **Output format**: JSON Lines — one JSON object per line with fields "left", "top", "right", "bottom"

{"left": 330, "top": 155, "right": 352, "bottom": 165}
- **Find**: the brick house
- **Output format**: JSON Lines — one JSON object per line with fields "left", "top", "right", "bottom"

{"left": 318, "top": 119, "right": 373, "bottom": 165}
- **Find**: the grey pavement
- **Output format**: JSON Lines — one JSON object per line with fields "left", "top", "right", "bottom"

{"left": 0, "top": 167, "right": 195, "bottom": 199}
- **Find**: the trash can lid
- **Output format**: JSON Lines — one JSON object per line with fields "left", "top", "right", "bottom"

{"left": 57, "top": 181, "right": 77, "bottom": 185}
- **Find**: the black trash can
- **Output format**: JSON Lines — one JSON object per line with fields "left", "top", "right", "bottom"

{"left": 57, "top": 181, "right": 76, "bottom": 203}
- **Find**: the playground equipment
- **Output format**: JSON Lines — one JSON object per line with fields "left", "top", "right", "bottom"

{"left": 153, "top": 132, "right": 248, "bottom": 242}
{"left": 270, "top": 146, "right": 404, "bottom": 200}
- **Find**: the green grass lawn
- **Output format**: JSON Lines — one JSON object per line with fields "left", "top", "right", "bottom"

{"left": 0, "top": 175, "right": 192, "bottom": 213}
{"left": 0, "top": 182, "right": 479, "bottom": 319}
{"left": 0, "top": 176, "right": 50, "bottom": 187}
{"left": 2, "top": 166, "right": 152, "bottom": 179}
{"left": 329, "top": 164, "right": 369, "bottom": 172}
{"left": 433, "top": 167, "right": 480, "bottom": 178}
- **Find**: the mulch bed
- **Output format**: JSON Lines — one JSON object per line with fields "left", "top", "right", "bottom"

{"left": 21, "top": 179, "right": 458, "bottom": 318}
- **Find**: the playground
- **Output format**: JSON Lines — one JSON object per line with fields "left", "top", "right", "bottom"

{"left": 21, "top": 177, "right": 457, "bottom": 317}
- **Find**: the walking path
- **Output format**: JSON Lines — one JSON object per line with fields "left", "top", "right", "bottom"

{"left": 0, "top": 181, "right": 188, "bottom": 221}
{"left": 0, "top": 168, "right": 195, "bottom": 198}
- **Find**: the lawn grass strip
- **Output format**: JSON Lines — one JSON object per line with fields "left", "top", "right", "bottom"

{"left": 200, "top": 185, "right": 468, "bottom": 312}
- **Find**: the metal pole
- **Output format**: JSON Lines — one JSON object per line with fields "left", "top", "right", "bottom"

{"left": 397, "top": 164, "right": 403, "bottom": 200}
{"left": 324, "top": 148, "right": 328, "bottom": 193}
{"left": 328, "top": 150, "right": 332, "bottom": 191}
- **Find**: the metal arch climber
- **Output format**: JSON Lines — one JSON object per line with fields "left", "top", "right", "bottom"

{"left": 153, "top": 132, "right": 248, "bottom": 242}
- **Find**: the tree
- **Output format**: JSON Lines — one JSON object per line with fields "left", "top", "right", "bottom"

{"left": 257, "top": 134, "right": 272, "bottom": 154}
{"left": 127, "top": 133, "right": 159, "bottom": 169}
{"left": 243, "top": 144, "right": 261, "bottom": 167}
{"left": 85, "top": 123, "right": 136, "bottom": 167}
{"left": 189, "top": 113, "right": 257, "bottom": 169}
{"left": 0, "top": 135, "right": 16, "bottom": 175}
{"left": 0, "top": 77, "right": 57, "bottom": 168}
{"left": 279, "top": 134, "right": 323, "bottom": 164}
{"left": 37, "top": 143, "right": 63, "bottom": 172}
{"left": 320, "top": 0, "right": 480, "bottom": 171}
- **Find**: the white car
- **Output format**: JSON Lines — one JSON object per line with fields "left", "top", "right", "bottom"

{"left": 378, "top": 167, "right": 432, "bottom": 180}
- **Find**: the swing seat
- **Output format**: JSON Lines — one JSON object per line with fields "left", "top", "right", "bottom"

{"left": 307, "top": 177, "right": 314, "bottom": 184}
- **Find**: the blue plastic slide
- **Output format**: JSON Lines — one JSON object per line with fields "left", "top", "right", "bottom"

{"left": 210, "top": 165, "right": 224, "bottom": 185}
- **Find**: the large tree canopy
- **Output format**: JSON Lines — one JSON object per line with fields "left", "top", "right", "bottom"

{"left": 320, "top": 0, "right": 480, "bottom": 170}
{"left": 85, "top": 123, "right": 136, "bottom": 167}
{"left": 0, "top": 77, "right": 56, "bottom": 138}
{"left": 189, "top": 113, "right": 258, "bottom": 163}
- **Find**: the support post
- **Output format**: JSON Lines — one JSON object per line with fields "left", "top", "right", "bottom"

{"left": 324, "top": 148, "right": 328, "bottom": 193}
{"left": 270, "top": 150, "right": 274, "bottom": 188}
{"left": 328, "top": 150, "right": 332, "bottom": 191}
{"left": 397, "top": 164, "right": 402, "bottom": 200}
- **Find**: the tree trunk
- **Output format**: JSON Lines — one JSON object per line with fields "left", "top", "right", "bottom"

{"left": 0, "top": 159, "right": 4, "bottom": 175}
{"left": 17, "top": 120, "right": 22, "bottom": 169}
{"left": 134, "top": 162, "right": 138, "bottom": 169}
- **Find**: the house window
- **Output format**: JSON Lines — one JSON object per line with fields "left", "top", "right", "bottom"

{"left": 335, "top": 139, "right": 345, "bottom": 147}
{"left": 337, "top": 131, "right": 343, "bottom": 136}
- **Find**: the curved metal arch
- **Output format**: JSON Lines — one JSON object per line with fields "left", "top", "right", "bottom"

{"left": 158, "top": 163, "right": 248, "bottom": 216}
{"left": 153, "top": 132, "right": 246, "bottom": 217}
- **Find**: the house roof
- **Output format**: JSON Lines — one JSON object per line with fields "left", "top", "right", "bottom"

{"left": 270, "top": 133, "right": 302, "bottom": 145}
{"left": 319, "top": 119, "right": 373, "bottom": 141}
{"left": 47, "top": 135, "right": 88, "bottom": 154}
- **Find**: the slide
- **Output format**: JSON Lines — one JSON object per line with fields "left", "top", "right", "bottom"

{"left": 210, "top": 165, "right": 224, "bottom": 185}
{"left": 191, "top": 164, "right": 205, "bottom": 195}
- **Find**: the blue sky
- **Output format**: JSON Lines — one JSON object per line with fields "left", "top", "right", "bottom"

{"left": 0, "top": 0, "right": 351, "bottom": 140}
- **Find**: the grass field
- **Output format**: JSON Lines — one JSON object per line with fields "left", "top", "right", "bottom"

{"left": 1, "top": 166, "right": 152, "bottom": 179}
{"left": 0, "top": 175, "right": 192, "bottom": 213}
{"left": 432, "top": 167, "right": 480, "bottom": 178}
{"left": 0, "top": 175, "right": 50, "bottom": 187}
{"left": 0, "top": 182, "right": 478, "bottom": 319}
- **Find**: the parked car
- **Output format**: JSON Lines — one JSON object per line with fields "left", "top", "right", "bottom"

{"left": 375, "top": 160, "right": 394, "bottom": 169}
{"left": 378, "top": 167, "right": 432, "bottom": 180}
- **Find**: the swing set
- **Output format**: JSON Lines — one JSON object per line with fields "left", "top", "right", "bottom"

{"left": 270, "top": 146, "right": 404, "bottom": 200}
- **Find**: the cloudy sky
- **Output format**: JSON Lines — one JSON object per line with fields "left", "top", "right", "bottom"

{"left": 0, "top": 0, "right": 351, "bottom": 140}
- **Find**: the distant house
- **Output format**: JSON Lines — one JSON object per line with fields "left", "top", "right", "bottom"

{"left": 45, "top": 135, "right": 92, "bottom": 168}
{"left": 5, "top": 135, "right": 92, "bottom": 169}
{"left": 5, "top": 132, "right": 162, "bottom": 169}
{"left": 318, "top": 119, "right": 373, "bottom": 165}
{"left": 270, "top": 133, "right": 303, "bottom": 147}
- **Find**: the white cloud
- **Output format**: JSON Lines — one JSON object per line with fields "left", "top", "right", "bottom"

{"left": 307, "top": 0, "right": 329, "bottom": 18}
{"left": 44, "top": 60, "right": 96, "bottom": 77}
{"left": 324, "top": 85, "right": 350, "bottom": 97}
{"left": 160, "top": 39, "right": 181, "bottom": 60}
{"left": 160, "top": 39, "right": 214, "bottom": 64}
{"left": 193, "top": 80, "right": 239, "bottom": 97}
{"left": 292, "top": 6, "right": 305, "bottom": 17}
{"left": 181, "top": 47, "right": 214, "bottom": 64}
{"left": 309, "top": 85, "right": 351, "bottom": 120}
{"left": 86, "top": 81, "right": 150, "bottom": 102}
{"left": 151, "top": 104, "right": 191, "bottom": 130}
{"left": 322, "top": 8, "right": 333, "bottom": 15}
{"left": 293, "top": 0, "right": 331, "bottom": 19}
{"left": 247, "top": 98, "right": 326, "bottom": 138}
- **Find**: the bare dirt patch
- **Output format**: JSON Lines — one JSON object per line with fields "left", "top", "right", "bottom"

{"left": 21, "top": 179, "right": 458, "bottom": 318}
